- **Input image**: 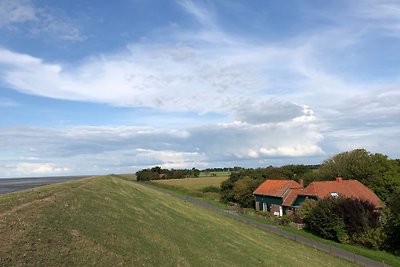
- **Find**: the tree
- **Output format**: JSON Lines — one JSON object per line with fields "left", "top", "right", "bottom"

{"left": 303, "top": 197, "right": 349, "bottom": 243}
{"left": 318, "top": 149, "right": 374, "bottom": 181}
{"left": 317, "top": 149, "right": 400, "bottom": 201}
{"left": 384, "top": 189, "right": 400, "bottom": 254}
{"left": 232, "top": 176, "right": 254, "bottom": 207}
{"left": 136, "top": 168, "right": 159, "bottom": 181}
{"left": 299, "top": 199, "right": 317, "bottom": 219}
{"left": 191, "top": 168, "right": 200, "bottom": 178}
{"left": 303, "top": 196, "right": 382, "bottom": 247}
{"left": 333, "top": 198, "right": 379, "bottom": 236}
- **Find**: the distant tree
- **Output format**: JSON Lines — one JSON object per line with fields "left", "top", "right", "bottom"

{"left": 136, "top": 169, "right": 159, "bottom": 181}
{"left": 191, "top": 168, "right": 200, "bottom": 178}
{"left": 151, "top": 166, "right": 163, "bottom": 174}
{"left": 136, "top": 167, "right": 202, "bottom": 181}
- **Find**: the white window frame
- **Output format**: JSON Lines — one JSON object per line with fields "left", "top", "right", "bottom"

{"left": 330, "top": 192, "right": 339, "bottom": 198}
{"left": 262, "top": 202, "right": 268, "bottom": 211}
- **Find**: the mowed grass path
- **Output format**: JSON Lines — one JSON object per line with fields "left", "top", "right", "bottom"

{"left": 0, "top": 175, "right": 357, "bottom": 266}
{"left": 151, "top": 176, "right": 228, "bottom": 190}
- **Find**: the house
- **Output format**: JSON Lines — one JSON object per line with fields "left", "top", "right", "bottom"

{"left": 253, "top": 177, "right": 383, "bottom": 216}
{"left": 253, "top": 179, "right": 303, "bottom": 216}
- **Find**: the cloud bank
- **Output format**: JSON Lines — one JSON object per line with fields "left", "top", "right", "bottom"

{"left": 0, "top": 119, "right": 324, "bottom": 177}
{"left": 0, "top": 0, "right": 399, "bottom": 177}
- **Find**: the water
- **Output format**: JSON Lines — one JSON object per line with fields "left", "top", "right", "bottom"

{"left": 0, "top": 176, "right": 90, "bottom": 195}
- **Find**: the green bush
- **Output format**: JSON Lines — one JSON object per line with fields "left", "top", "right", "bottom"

{"left": 303, "top": 197, "right": 383, "bottom": 246}
{"left": 351, "top": 228, "right": 386, "bottom": 250}
{"left": 279, "top": 215, "right": 294, "bottom": 225}
{"left": 304, "top": 197, "right": 349, "bottom": 243}
{"left": 255, "top": 210, "right": 272, "bottom": 218}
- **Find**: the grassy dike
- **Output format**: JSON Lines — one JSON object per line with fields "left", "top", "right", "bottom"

{"left": 0, "top": 175, "right": 358, "bottom": 266}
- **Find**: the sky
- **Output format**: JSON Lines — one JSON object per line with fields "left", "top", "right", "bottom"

{"left": 0, "top": 0, "right": 399, "bottom": 178}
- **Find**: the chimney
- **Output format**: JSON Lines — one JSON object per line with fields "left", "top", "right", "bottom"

{"left": 299, "top": 179, "right": 304, "bottom": 187}
{"left": 336, "top": 177, "right": 343, "bottom": 183}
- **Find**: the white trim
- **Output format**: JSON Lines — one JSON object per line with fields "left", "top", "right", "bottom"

{"left": 262, "top": 202, "right": 268, "bottom": 211}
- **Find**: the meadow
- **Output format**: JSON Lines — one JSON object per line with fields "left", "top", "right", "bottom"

{"left": 0, "top": 175, "right": 357, "bottom": 266}
{"left": 151, "top": 176, "right": 228, "bottom": 190}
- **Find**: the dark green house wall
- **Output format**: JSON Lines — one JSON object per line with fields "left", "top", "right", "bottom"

{"left": 255, "top": 194, "right": 320, "bottom": 215}
{"left": 292, "top": 195, "right": 318, "bottom": 207}
{"left": 255, "top": 195, "right": 282, "bottom": 205}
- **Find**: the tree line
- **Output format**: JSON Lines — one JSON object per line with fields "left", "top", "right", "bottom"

{"left": 136, "top": 166, "right": 200, "bottom": 181}
{"left": 202, "top": 167, "right": 244, "bottom": 172}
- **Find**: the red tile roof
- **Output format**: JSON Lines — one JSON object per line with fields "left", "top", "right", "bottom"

{"left": 253, "top": 179, "right": 302, "bottom": 197}
{"left": 282, "top": 188, "right": 304, "bottom": 206}
{"left": 300, "top": 178, "right": 383, "bottom": 208}
{"left": 254, "top": 177, "right": 383, "bottom": 209}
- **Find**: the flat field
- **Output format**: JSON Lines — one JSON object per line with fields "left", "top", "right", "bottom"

{"left": 151, "top": 176, "right": 228, "bottom": 190}
{"left": 0, "top": 175, "right": 357, "bottom": 266}
{"left": 199, "top": 171, "right": 231, "bottom": 177}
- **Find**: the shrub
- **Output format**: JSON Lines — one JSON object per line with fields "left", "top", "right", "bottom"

{"left": 303, "top": 197, "right": 383, "bottom": 246}
{"left": 255, "top": 210, "right": 272, "bottom": 218}
{"left": 279, "top": 215, "right": 294, "bottom": 225}
{"left": 351, "top": 228, "right": 386, "bottom": 250}
{"left": 299, "top": 199, "right": 317, "bottom": 219}
{"left": 304, "top": 197, "right": 349, "bottom": 243}
{"left": 333, "top": 198, "right": 379, "bottom": 237}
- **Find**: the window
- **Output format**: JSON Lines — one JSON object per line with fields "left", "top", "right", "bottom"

{"left": 330, "top": 192, "right": 339, "bottom": 198}
{"left": 263, "top": 202, "right": 268, "bottom": 211}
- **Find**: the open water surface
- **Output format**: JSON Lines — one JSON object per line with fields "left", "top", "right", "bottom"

{"left": 0, "top": 176, "right": 90, "bottom": 195}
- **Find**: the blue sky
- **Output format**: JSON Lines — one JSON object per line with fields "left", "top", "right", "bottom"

{"left": 0, "top": 0, "right": 399, "bottom": 177}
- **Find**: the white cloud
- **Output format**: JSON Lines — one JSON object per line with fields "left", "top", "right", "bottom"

{"left": 177, "top": 0, "right": 217, "bottom": 29}
{"left": 0, "top": 1, "right": 374, "bottom": 117}
{"left": 0, "top": 0, "right": 36, "bottom": 27}
{"left": 0, "top": 120, "right": 324, "bottom": 177}
{"left": 28, "top": 11, "right": 86, "bottom": 41}
{"left": 0, "top": 39, "right": 357, "bottom": 117}
{"left": 8, "top": 163, "right": 71, "bottom": 176}
{"left": 0, "top": 0, "right": 85, "bottom": 41}
{"left": 308, "top": 0, "right": 400, "bottom": 37}
{"left": 234, "top": 100, "right": 306, "bottom": 124}
{"left": 323, "top": 88, "right": 400, "bottom": 129}
{"left": 356, "top": 0, "right": 400, "bottom": 35}
{"left": 0, "top": 44, "right": 261, "bottom": 113}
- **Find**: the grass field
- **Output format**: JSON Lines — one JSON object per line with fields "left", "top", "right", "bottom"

{"left": 0, "top": 175, "right": 358, "bottom": 266}
{"left": 199, "top": 171, "right": 231, "bottom": 177}
{"left": 151, "top": 176, "right": 228, "bottom": 190}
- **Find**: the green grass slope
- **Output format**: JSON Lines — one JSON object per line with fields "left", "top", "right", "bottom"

{"left": 0, "top": 175, "right": 358, "bottom": 266}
